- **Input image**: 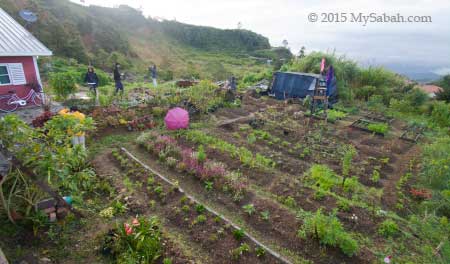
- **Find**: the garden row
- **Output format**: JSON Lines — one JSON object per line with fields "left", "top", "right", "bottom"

{"left": 134, "top": 131, "right": 372, "bottom": 262}
{"left": 110, "top": 147, "right": 285, "bottom": 263}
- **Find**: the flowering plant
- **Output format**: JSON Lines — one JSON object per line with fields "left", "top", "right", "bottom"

{"left": 107, "top": 216, "right": 162, "bottom": 263}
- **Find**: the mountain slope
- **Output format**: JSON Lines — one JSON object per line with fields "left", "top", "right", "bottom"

{"left": 1, "top": 0, "right": 285, "bottom": 79}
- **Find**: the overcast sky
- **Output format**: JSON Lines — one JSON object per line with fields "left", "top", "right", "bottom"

{"left": 72, "top": 0, "right": 450, "bottom": 76}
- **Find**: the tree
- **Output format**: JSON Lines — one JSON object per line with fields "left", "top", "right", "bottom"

{"left": 298, "top": 46, "right": 306, "bottom": 58}
{"left": 436, "top": 75, "right": 450, "bottom": 102}
{"left": 282, "top": 39, "right": 289, "bottom": 48}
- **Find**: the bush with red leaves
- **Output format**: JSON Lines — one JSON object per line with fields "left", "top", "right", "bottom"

{"left": 409, "top": 188, "right": 432, "bottom": 200}
{"left": 32, "top": 111, "right": 54, "bottom": 127}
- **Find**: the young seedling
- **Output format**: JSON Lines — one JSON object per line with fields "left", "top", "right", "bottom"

{"left": 242, "top": 203, "right": 255, "bottom": 215}
{"left": 260, "top": 210, "right": 270, "bottom": 221}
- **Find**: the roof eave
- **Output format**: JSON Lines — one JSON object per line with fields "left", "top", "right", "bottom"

{"left": 0, "top": 52, "right": 53, "bottom": 57}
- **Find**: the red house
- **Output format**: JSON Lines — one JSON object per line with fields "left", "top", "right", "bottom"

{"left": 0, "top": 8, "right": 52, "bottom": 111}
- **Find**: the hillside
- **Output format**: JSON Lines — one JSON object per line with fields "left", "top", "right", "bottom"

{"left": 1, "top": 0, "right": 289, "bottom": 79}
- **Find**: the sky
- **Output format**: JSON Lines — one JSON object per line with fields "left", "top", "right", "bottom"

{"left": 72, "top": 0, "right": 450, "bottom": 78}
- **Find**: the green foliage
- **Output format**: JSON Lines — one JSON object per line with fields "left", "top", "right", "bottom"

{"left": 327, "top": 109, "right": 347, "bottom": 123}
{"left": 196, "top": 214, "right": 207, "bottom": 224}
{"left": 341, "top": 145, "right": 357, "bottom": 181}
{"left": 230, "top": 243, "right": 251, "bottom": 260}
{"left": 435, "top": 75, "right": 450, "bottom": 102}
{"left": 367, "top": 123, "right": 389, "bottom": 135}
{"left": 161, "top": 21, "right": 270, "bottom": 52}
{"left": 109, "top": 217, "right": 162, "bottom": 263}
{"left": 337, "top": 200, "right": 351, "bottom": 212}
{"left": 232, "top": 228, "right": 245, "bottom": 241}
{"left": 49, "top": 72, "right": 77, "bottom": 100}
{"left": 260, "top": 210, "right": 270, "bottom": 221}
{"left": 195, "top": 204, "right": 206, "bottom": 214}
{"left": 283, "top": 196, "right": 297, "bottom": 208}
{"left": 420, "top": 137, "right": 450, "bottom": 217}
{"left": 242, "top": 204, "right": 256, "bottom": 215}
{"left": 197, "top": 145, "right": 207, "bottom": 163}
{"left": 0, "top": 115, "right": 95, "bottom": 202}
{"left": 184, "top": 81, "right": 224, "bottom": 113}
{"left": 184, "top": 130, "right": 275, "bottom": 170}
{"left": 371, "top": 170, "right": 380, "bottom": 183}
{"left": 378, "top": 219, "right": 399, "bottom": 237}
{"left": 308, "top": 164, "right": 339, "bottom": 192}
{"left": 255, "top": 246, "right": 266, "bottom": 257}
{"left": 298, "top": 209, "right": 359, "bottom": 256}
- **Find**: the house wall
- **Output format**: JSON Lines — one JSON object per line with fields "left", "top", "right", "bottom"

{"left": 0, "top": 56, "right": 41, "bottom": 111}
{"left": 0, "top": 56, "right": 37, "bottom": 97}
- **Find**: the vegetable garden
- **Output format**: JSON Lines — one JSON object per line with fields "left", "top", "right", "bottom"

{"left": 1, "top": 79, "right": 449, "bottom": 264}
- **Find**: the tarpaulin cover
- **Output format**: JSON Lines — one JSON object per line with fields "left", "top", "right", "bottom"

{"left": 269, "top": 71, "right": 338, "bottom": 104}
{"left": 164, "top": 107, "right": 189, "bottom": 130}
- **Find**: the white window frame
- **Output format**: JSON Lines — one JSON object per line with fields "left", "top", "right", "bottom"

{"left": 0, "top": 64, "right": 12, "bottom": 86}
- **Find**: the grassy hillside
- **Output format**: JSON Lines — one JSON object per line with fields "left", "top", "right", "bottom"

{"left": 1, "top": 0, "right": 289, "bottom": 79}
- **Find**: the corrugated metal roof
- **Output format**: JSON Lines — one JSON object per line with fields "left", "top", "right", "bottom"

{"left": 0, "top": 8, "right": 52, "bottom": 57}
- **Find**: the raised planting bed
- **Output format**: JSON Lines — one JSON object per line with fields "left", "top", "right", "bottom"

{"left": 350, "top": 118, "right": 389, "bottom": 136}
{"left": 400, "top": 126, "right": 424, "bottom": 143}
{"left": 364, "top": 113, "right": 394, "bottom": 124}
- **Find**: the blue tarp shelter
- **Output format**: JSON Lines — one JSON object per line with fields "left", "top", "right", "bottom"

{"left": 269, "top": 71, "right": 337, "bottom": 104}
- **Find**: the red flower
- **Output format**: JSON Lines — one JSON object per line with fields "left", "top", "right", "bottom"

{"left": 124, "top": 223, "right": 133, "bottom": 235}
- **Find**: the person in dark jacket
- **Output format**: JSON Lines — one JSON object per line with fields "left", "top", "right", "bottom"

{"left": 84, "top": 66, "right": 99, "bottom": 95}
{"left": 229, "top": 76, "right": 237, "bottom": 91}
{"left": 114, "top": 63, "right": 124, "bottom": 95}
{"left": 150, "top": 65, "right": 157, "bottom": 87}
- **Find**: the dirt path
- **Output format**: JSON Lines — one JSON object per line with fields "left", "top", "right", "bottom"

{"left": 381, "top": 143, "right": 420, "bottom": 209}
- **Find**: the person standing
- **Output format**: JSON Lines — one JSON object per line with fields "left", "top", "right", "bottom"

{"left": 150, "top": 65, "right": 158, "bottom": 87}
{"left": 84, "top": 66, "right": 99, "bottom": 105}
{"left": 229, "top": 76, "right": 237, "bottom": 91}
{"left": 114, "top": 63, "right": 124, "bottom": 95}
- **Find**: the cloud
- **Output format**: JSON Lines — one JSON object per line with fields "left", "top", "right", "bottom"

{"left": 73, "top": 0, "right": 450, "bottom": 73}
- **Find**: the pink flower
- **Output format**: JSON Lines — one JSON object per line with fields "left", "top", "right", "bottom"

{"left": 124, "top": 223, "right": 133, "bottom": 235}
{"left": 132, "top": 218, "right": 140, "bottom": 226}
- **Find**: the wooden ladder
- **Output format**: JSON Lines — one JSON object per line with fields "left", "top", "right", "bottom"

{"left": 311, "top": 82, "right": 329, "bottom": 121}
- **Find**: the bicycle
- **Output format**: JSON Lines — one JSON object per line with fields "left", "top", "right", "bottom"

{"left": 0, "top": 88, "right": 46, "bottom": 113}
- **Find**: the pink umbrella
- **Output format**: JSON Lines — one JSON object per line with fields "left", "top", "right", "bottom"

{"left": 164, "top": 107, "right": 189, "bottom": 130}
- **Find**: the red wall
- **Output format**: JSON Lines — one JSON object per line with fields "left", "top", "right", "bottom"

{"left": 0, "top": 56, "right": 38, "bottom": 97}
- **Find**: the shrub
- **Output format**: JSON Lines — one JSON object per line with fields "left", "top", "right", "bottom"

{"left": 49, "top": 72, "right": 77, "bottom": 100}
{"left": 378, "top": 219, "right": 399, "bottom": 237}
{"left": 309, "top": 164, "right": 339, "bottom": 191}
{"left": 298, "top": 209, "right": 359, "bottom": 256}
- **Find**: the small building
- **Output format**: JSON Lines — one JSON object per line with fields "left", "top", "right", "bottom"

{"left": 268, "top": 71, "right": 338, "bottom": 104}
{"left": 0, "top": 8, "right": 52, "bottom": 108}
{"left": 418, "top": 84, "right": 444, "bottom": 98}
